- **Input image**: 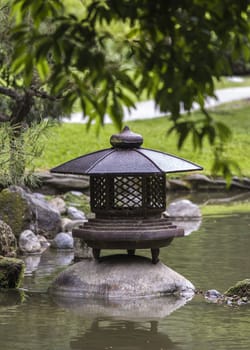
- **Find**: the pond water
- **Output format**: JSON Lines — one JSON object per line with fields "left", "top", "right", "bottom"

{"left": 0, "top": 203, "right": 250, "bottom": 350}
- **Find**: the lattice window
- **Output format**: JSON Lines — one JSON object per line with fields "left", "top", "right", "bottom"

{"left": 147, "top": 175, "right": 165, "bottom": 209}
{"left": 113, "top": 176, "right": 142, "bottom": 208}
{"left": 91, "top": 176, "right": 107, "bottom": 209}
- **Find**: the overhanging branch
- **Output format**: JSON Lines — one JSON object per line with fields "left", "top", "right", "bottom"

{"left": 0, "top": 86, "right": 20, "bottom": 99}
{"left": 27, "top": 87, "right": 61, "bottom": 101}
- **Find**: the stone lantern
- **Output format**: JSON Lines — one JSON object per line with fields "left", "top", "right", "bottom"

{"left": 51, "top": 126, "right": 202, "bottom": 263}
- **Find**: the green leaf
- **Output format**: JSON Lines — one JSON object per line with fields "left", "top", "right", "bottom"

{"left": 215, "top": 121, "right": 232, "bottom": 142}
{"left": 110, "top": 95, "right": 123, "bottom": 130}
{"left": 36, "top": 59, "right": 50, "bottom": 81}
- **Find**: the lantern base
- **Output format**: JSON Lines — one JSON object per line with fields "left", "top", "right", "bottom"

{"left": 92, "top": 247, "right": 162, "bottom": 264}
{"left": 73, "top": 217, "right": 184, "bottom": 263}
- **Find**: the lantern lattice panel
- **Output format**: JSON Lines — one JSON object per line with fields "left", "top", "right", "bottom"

{"left": 147, "top": 175, "right": 166, "bottom": 209}
{"left": 91, "top": 174, "right": 166, "bottom": 216}
{"left": 113, "top": 176, "right": 143, "bottom": 208}
{"left": 91, "top": 176, "right": 107, "bottom": 209}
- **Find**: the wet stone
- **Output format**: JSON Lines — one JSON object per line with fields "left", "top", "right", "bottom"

{"left": 51, "top": 232, "right": 74, "bottom": 250}
{"left": 49, "top": 255, "right": 195, "bottom": 299}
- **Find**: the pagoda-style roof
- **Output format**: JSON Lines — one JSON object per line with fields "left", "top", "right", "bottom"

{"left": 51, "top": 126, "right": 202, "bottom": 175}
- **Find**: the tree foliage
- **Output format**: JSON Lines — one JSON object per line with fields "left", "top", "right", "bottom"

{"left": 6, "top": 0, "right": 250, "bottom": 179}
{"left": 0, "top": 1, "right": 65, "bottom": 185}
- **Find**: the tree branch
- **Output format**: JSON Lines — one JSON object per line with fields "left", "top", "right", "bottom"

{"left": 27, "top": 87, "right": 62, "bottom": 101}
{"left": 0, "top": 112, "right": 10, "bottom": 122}
{"left": 0, "top": 86, "right": 20, "bottom": 100}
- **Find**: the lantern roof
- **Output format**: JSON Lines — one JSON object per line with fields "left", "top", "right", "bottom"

{"left": 51, "top": 126, "right": 202, "bottom": 175}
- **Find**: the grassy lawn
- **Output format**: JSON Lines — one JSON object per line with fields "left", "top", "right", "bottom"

{"left": 214, "top": 76, "right": 250, "bottom": 89}
{"left": 34, "top": 99, "right": 250, "bottom": 177}
{"left": 201, "top": 202, "right": 250, "bottom": 216}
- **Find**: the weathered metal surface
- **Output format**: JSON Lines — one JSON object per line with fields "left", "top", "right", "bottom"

{"left": 73, "top": 217, "right": 183, "bottom": 263}
{"left": 90, "top": 174, "right": 166, "bottom": 217}
{"left": 51, "top": 126, "right": 202, "bottom": 263}
{"left": 110, "top": 126, "right": 143, "bottom": 148}
{"left": 51, "top": 127, "right": 202, "bottom": 175}
{"left": 73, "top": 217, "right": 183, "bottom": 248}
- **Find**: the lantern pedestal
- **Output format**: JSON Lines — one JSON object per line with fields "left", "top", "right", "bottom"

{"left": 49, "top": 254, "right": 195, "bottom": 300}
{"left": 73, "top": 217, "right": 184, "bottom": 263}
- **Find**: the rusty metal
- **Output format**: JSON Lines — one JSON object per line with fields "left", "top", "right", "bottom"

{"left": 51, "top": 126, "right": 202, "bottom": 263}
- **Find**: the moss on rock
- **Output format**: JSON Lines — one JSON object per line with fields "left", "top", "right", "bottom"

{"left": 0, "top": 256, "right": 25, "bottom": 289}
{"left": 63, "top": 192, "right": 90, "bottom": 215}
{"left": 0, "top": 220, "right": 17, "bottom": 257}
{"left": 224, "top": 279, "right": 250, "bottom": 298}
{"left": 0, "top": 189, "right": 31, "bottom": 237}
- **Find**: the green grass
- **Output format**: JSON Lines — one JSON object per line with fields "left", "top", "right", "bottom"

{"left": 201, "top": 202, "right": 250, "bottom": 216}
{"left": 214, "top": 75, "right": 250, "bottom": 89}
{"left": 34, "top": 99, "right": 250, "bottom": 177}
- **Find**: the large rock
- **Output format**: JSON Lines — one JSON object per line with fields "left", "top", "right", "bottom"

{"left": 36, "top": 171, "right": 89, "bottom": 194}
{"left": 0, "top": 187, "right": 61, "bottom": 238}
{"left": 0, "top": 220, "right": 17, "bottom": 257}
{"left": 27, "top": 192, "right": 61, "bottom": 237}
{"left": 0, "top": 188, "right": 32, "bottom": 236}
{"left": 49, "top": 255, "right": 194, "bottom": 299}
{"left": 0, "top": 256, "right": 24, "bottom": 289}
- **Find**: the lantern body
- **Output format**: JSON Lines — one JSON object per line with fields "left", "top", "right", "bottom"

{"left": 90, "top": 174, "right": 166, "bottom": 218}
{"left": 51, "top": 126, "right": 202, "bottom": 263}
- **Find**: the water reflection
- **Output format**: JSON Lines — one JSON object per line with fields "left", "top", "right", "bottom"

{"left": 70, "top": 319, "right": 179, "bottom": 350}
{"left": 52, "top": 294, "right": 191, "bottom": 321}
{"left": 1, "top": 210, "right": 250, "bottom": 350}
{"left": 172, "top": 218, "right": 202, "bottom": 236}
{"left": 0, "top": 289, "right": 24, "bottom": 308}
{"left": 23, "top": 249, "right": 74, "bottom": 276}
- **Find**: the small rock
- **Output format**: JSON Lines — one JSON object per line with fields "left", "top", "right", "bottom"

{"left": 62, "top": 219, "right": 87, "bottom": 232}
{"left": 74, "top": 238, "right": 93, "bottom": 260}
{"left": 165, "top": 199, "right": 201, "bottom": 219}
{"left": 61, "top": 218, "right": 74, "bottom": 232}
{"left": 173, "top": 219, "right": 201, "bottom": 236}
{"left": 70, "top": 191, "right": 83, "bottom": 197}
{"left": 67, "top": 206, "right": 86, "bottom": 220}
{"left": 205, "top": 289, "right": 222, "bottom": 299}
{"left": 51, "top": 232, "right": 74, "bottom": 250}
{"left": 49, "top": 197, "right": 67, "bottom": 215}
{"left": 37, "top": 235, "right": 50, "bottom": 249}
{"left": 19, "top": 230, "right": 42, "bottom": 254}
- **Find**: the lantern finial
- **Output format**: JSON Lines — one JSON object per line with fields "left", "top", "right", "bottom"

{"left": 110, "top": 126, "right": 143, "bottom": 148}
